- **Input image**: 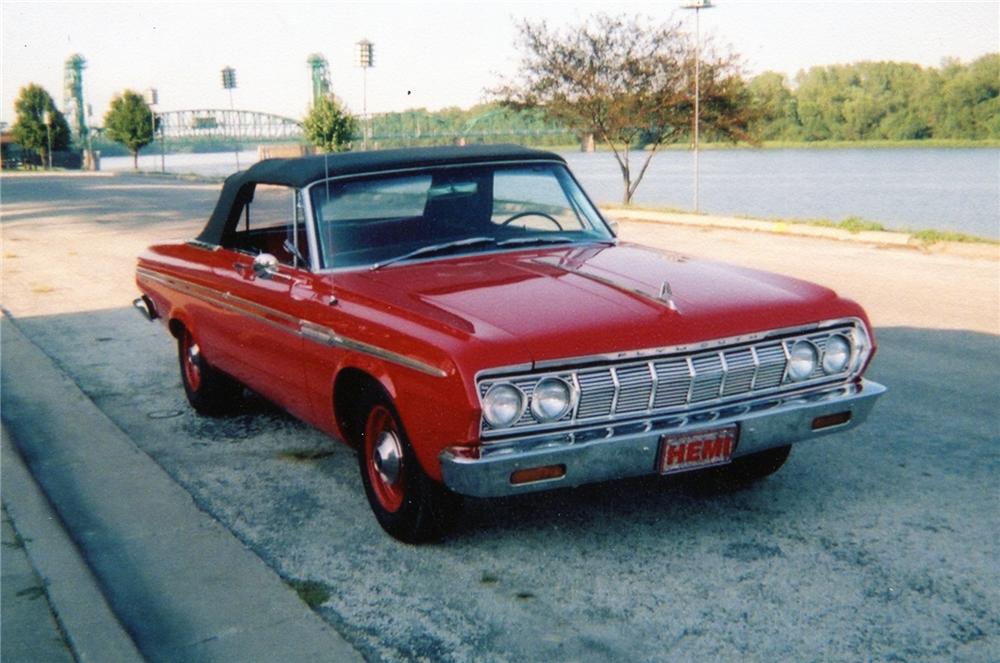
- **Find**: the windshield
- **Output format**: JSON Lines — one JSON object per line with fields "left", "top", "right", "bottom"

{"left": 308, "top": 162, "right": 613, "bottom": 270}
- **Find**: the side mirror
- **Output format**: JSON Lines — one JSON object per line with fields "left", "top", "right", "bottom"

{"left": 253, "top": 253, "right": 280, "bottom": 279}
{"left": 607, "top": 218, "right": 620, "bottom": 237}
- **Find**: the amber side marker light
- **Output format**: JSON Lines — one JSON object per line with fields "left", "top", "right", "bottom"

{"left": 812, "top": 411, "right": 852, "bottom": 430}
{"left": 510, "top": 465, "right": 566, "bottom": 485}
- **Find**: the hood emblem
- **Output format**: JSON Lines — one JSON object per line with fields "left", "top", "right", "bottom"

{"left": 658, "top": 281, "right": 678, "bottom": 311}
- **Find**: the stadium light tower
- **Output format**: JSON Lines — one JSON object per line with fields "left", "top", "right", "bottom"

{"left": 683, "top": 0, "right": 714, "bottom": 213}
{"left": 221, "top": 66, "right": 240, "bottom": 168}
{"left": 356, "top": 39, "right": 374, "bottom": 150}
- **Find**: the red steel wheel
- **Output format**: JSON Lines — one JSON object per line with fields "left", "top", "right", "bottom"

{"left": 364, "top": 404, "right": 407, "bottom": 513}
{"left": 176, "top": 326, "right": 242, "bottom": 415}
{"left": 355, "top": 392, "right": 462, "bottom": 543}
{"left": 181, "top": 329, "right": 203, "bottom": 392}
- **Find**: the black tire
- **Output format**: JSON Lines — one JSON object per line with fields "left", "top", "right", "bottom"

{"left": 177, "top": 327, "right": 243, "bottom": 415}
{"left": 356, "top": 392, "right": 462, "bottom": 543}
{"left": 719, "top": 445, "right": 792, "bottom": 484}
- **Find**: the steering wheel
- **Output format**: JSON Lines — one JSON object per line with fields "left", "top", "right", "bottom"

{"left": 499, "top": 211, "right": 564, "bottom": 230}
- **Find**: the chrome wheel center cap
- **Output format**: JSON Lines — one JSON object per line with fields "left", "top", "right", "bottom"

{"left": 373, "top": 431, "right": 402, "bottom": 485}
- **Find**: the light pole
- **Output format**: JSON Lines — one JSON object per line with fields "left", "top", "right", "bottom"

{"left": 356, "top": 39, "right": 374, "bottom": 150}
{"left": 221, "top": 66, "right": 240, "bottom": 168}
{"left": 683, "top": 0, "right": 713, "bottom": 213}
{"left": 43, "top": 110, "right": 53, "bottom": 169}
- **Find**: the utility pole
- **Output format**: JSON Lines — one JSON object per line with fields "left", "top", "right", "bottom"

{"left": 683, "top": 0, "right": 713, "bottom": 213}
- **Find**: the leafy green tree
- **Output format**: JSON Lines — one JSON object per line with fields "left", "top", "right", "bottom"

{"left": 748, "top": 72, "right": 801, "bottom": 141}
{"left": 936, "top": 54, "right": 1000, "bottom": 138}
{"left": 495, "top": 14, "right": 754, "bottom": 205}
{"left": 303, "top": 95, "right": 358, "bottom": 152}
{"left": 11, "top": 84, "right": 71, "bottom": 168}
{"left": 103, "top": 90, "right": 154, "bottom": 170}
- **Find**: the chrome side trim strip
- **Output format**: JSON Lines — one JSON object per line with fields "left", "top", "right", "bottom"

{"left": 137, "top": 267, "right": 447, "bottom": 378}
{"left": 300, "top": 322, "right": 447, "bottom": 378}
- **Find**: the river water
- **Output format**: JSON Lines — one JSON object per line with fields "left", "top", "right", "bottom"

{"left": 104, "top": 146, "right": 1000, "bottom": 238}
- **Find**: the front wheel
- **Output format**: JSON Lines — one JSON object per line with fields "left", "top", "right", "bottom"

{"left": 357, "top": 395, "right": 461, "bottom": 543}
{"left": 177, "top": 327, "right": 242, "bottom": 415}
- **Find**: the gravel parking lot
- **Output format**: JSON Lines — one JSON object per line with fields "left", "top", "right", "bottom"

{"left": 2, "top": 173, "right": 998, "bottom": 661}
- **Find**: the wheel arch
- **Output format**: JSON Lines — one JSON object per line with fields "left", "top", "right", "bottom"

{"left": 332, "top": 366, "right": 392, "bottom": 450}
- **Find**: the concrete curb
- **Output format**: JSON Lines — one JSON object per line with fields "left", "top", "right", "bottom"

{"left": 2, "top": 428, "right": 145, "bottom": 663}
{"left": 1, "top": 314, "right": 365, "bottom": 663}
{"left": 602, "top": 207, "right": 999, "bottom": 259}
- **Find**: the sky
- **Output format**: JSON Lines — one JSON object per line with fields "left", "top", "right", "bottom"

{"left": 2, "top": 1, "right": 998, "bottom": 126}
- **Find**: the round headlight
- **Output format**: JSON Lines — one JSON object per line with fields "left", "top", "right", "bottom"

{"left": 822, "top": 334, "right": 852, "bottom": 374}
{"left": 787, "top": 341, "right": 818, "bottom": 382}
{"left": 482, "top": 383, "right": 524, "bottom": 429}
{"left": 530, "top": 377, "right": 573, "bottom": 422}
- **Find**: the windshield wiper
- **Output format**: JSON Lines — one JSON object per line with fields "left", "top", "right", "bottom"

{"left": 497, "top": 235, "right": 575, "bottom": 247}
{"left": 497, "top": 235, "right": 616, "bottom": 248}
{"left": 370, "top": 236, "right": 496, "bottom": 271}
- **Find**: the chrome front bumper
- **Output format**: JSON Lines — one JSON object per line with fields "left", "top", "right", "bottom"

{"left": 440, "top": 379, "right": 886, "bottom": 498}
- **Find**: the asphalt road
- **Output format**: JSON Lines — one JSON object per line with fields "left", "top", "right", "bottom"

{"left": 2, "top": 173, "right": 998, "bottom": 662}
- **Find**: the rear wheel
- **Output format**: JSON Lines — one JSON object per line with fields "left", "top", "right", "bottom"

{"left": 357, "top": 393, "right": 461, "bottom": 543}
{"left": 177, "top": 327, "right": 242, "bottom": 415}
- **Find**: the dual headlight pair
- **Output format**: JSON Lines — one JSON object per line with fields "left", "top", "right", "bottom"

{"left": 785, "top": 332, "right": 856, "bottom": 382}
{"left": 482, "top": 377, "right": 574, "bottom": 429}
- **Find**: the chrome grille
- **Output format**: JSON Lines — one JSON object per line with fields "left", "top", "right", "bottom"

{"left": 478, "top": 321, "right": 865, "bottom": 437}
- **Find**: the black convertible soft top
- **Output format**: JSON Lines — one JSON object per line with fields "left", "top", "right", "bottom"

{"left": 196, "top": 144, "right": 564, "bottom": 245}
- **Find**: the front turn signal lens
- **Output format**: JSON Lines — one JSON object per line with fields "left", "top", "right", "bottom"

{"left": 510, "top": 464, "right": 566, "bottom": 485}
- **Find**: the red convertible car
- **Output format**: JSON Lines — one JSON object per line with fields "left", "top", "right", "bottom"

{"left": 135, "top": 145, "right": 885, "bottom": 542}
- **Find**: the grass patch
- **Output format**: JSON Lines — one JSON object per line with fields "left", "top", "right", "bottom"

{"left": 910, "top": 229, "right": 999, "bottom": 245}
{"left": 287, "top": 578, "right": 332, "bottom": 610}
{"left": 803, "top": 215, "right": 887, "bottom": 234}
{"left": 480, "top": 572, "right": 500, "bottom": 585}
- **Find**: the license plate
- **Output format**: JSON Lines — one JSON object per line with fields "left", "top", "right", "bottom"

{"left": 657, "top": 426, "right": 737, "bottom": 475}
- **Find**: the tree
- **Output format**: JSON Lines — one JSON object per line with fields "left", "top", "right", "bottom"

{"left": 103, "top": 90, "right": 154, "bottom": 170}
{"left": 494, "top": 14, "right": 754, "bottom": 205}
{"left": 748, "top": 72, "right": 801, "bottom": 141}
{"left": 11, "top": 84, "right": 71, "bottom": 168}
{"left": 303, "top": 95, "right": 358, "bottom": 152}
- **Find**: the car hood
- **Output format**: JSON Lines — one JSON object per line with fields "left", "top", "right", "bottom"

{"left": 339, "top": 242, "right": 856, "bottom": 367}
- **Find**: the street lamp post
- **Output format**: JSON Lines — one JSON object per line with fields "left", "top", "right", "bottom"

{"left": 43, "top": 110, "right": 53, "bottom": 169}
{"left": 683, "top": 0, "right": 713, "bottom": 213}
{"left": 221, "top": 66, "right": 240, "bottom": 168}
{"left": 356, "top": 39, "right": 374, "bottom": 150}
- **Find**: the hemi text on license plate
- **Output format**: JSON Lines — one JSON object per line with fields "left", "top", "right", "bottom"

{"left": 657, "top": 426, "right": 737, "bottom": 475}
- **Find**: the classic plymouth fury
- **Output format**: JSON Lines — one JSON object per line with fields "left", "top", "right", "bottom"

{"left": 135, "top": 145, "right": 885, "bottom": 542}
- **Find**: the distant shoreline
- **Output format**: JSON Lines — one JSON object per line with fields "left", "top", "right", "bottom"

{"left": 76, "top": 137, "right": 1000, "bottom": 159}
{"left": 558, "top": 138, "right": 1000, "bottom": 153}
